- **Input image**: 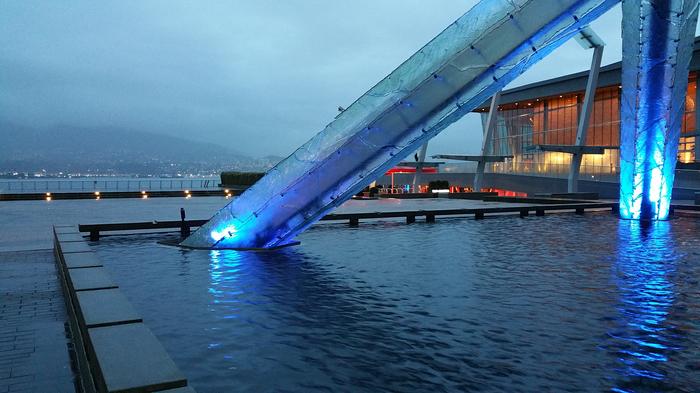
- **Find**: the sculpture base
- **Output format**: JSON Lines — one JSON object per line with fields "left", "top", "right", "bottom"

{"left": 159, "top": 238, "right": 302, "bottom": 252}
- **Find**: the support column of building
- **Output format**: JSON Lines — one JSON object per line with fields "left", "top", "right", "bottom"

{"left": 619, "top": 0, "right": 700, "bottom": 220}
{"left": 696, "top": 72, "right": 700, "bottom": 162}
{"left": 412, "top": 143, "right": 429, "bottom": 192}
{"left": 569, "top": 45, "right": 604, "bottom": 192}
{"left": 473, "top": 92, "right": 501, "bottom": 191}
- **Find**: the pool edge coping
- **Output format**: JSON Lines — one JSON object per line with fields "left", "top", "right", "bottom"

{"left": 53, "top": 226, "right": 196, "bottom": 393}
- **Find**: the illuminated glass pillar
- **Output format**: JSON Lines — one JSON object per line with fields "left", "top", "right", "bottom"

{"left": 183, "top": 0, "right": 619, "bottom": 249}
{"left": 618, "top": 0, "right": 699, "bottom": 220}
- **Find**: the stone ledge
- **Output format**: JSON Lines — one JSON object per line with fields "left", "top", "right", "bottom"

{"left": 88, "top": 323, "right": 187, "bottom": 393}
{"left": 63, "top": 252, "right": 103, "bottom": 269}
{"left": 53, "top": 225, "right": 79, "bottom": 234}
{"left": 68, "top": 267, "right": 118, "bottom": 292}
{"left": 56, "top": 232, "right": 86, "bottom": 243}
{"left": 59, "top": 241, "right": 92, "bottom": 254}
{"left": 76, "top": 289, "right": 142, "bottom": 328}
{"left": 53, "top": 226, "right": 195, "bottom": 392}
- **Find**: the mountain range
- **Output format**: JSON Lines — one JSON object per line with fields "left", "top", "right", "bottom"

{"left": 0, "top": 123, "right": 282, "bottom": 175}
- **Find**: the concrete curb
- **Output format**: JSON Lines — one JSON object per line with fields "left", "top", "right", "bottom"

{"left": 53, "top": 226, "right": 196, "bottom": 393}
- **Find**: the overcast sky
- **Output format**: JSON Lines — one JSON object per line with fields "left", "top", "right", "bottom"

{"left": 1, "top": 1, "right": 632, "bottom": 158}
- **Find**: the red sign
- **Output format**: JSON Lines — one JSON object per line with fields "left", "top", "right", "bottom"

{"left": 385, "top": 167, "right": 438, "bottom": 175}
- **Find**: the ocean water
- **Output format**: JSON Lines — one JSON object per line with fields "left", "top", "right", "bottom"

{"left": 93, "top": 213, "right": 700, "bottom": 392}
{"left": 0, "top": 177, "right": 219, "bottom": 194}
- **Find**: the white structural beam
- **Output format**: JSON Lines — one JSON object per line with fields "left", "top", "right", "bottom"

{"left": 473, "top": 92, "right": 501, "bottom": 192}
{"left": 574, "top": 26, "right": 605, "bottom": 49}
{"left": 568, "top": 38, "right": 604, "bottom": 193}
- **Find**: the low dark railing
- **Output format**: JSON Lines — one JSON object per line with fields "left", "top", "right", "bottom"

{"left": 78, "top": 201, "right": 620, "bottom": 240}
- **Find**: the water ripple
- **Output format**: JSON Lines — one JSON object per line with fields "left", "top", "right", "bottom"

{"left": 96, "top": 213, "right": 700, "bottom": 392}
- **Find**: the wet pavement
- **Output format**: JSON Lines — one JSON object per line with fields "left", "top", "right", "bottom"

{"left": 0, "top": 250, "right": 75, "bottom": 393}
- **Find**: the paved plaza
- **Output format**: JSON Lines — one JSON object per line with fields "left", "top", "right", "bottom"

{"left": 0, "top": 250, "right": 75, "bottom": 393}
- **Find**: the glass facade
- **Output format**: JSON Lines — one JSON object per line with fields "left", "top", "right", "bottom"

{"left": 679, "top": 73, "right": 697, "bottom": 164}
{"left": 483, "top": 72, "right": 697, "bottom": 180}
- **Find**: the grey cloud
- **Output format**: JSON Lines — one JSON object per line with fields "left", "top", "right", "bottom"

{"left": 0, "top": 1, "right": 652, "bottom": 159}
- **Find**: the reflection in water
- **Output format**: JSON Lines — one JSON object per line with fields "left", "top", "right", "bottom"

{"left": 94, "top": 215, "right": 700, "bottom": 392}
{"left": 609, "top": 220, "right": 680, "bottom": 392}
{"left": 205, "top": 247, "right": 477, "bottom": 391}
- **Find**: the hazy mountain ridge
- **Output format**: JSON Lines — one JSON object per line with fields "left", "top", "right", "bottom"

{"left": 0, "top": 123, "right": 282, "bottom": 174}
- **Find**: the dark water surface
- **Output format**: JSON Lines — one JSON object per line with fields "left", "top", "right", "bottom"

{"left": 95, "top": 213, "right": 700, "bottom": 392}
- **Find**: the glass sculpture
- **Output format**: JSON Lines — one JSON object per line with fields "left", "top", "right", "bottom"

{"left": 182, "top": 0, "right": 620, "bottom": 249}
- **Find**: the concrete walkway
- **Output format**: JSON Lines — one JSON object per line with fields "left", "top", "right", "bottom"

{"left": 0, "top": 250, "right": 75, "bottom": 393}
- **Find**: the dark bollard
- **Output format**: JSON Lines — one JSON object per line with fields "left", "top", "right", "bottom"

{"left": 475, "top": 211, "right": 484, "bottom": 220}
{"left": 406, "top": 215, "right": 416, "bottom": 224}
{"left": 180, "top": 207, "right": 190, "bottom": 237}
{"left": 349, "top": 218, "right": 359, "bottom": 227}
{"left": 575, "top": 207, "right": 585, "bottom": 215}
{"left": 535, "top": 209, "right": 545, "bottom": 216}
{"left": 426, "top": 214, "right": 435, "bottom": 223}
{"left": 520, "top": 209, "right": 529, "bottom": 218}
{"left": 90, "top": 230, "right": 100, "bottom": 241}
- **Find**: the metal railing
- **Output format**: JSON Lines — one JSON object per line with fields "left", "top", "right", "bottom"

{"left": 0, "top": 178, "right": 221, "bottom": 194}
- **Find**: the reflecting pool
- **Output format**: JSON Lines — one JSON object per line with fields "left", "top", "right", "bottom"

{"left": 95, "top": 213, "right": 700, "bottom": 392}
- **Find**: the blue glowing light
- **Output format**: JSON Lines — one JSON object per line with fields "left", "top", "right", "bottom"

{"left": 618, "top": 0, "right": 698, "bottom": 221}
{"left": 608, "top": 220, "right": 679, "bottom": 389}
{"left": 210, "top": 225, "right": 237, "bottom": 242}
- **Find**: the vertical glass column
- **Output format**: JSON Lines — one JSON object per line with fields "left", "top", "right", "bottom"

{"left": 619, "top": 0, "right": 700, "bottom": 220}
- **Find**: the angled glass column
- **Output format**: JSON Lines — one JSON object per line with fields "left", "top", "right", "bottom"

{"left": 183, "top": 0, "right": 619, "bottom": 249}
{"left": 619, "top": 0, "right": 700, "bottom": 220}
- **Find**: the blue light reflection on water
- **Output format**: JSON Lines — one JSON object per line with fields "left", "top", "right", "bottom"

{"left": 94, "top": 214, "right": 700, "bottom": 392}
{"left": 607, "top": 220, "right": 684, "bottom": 391}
